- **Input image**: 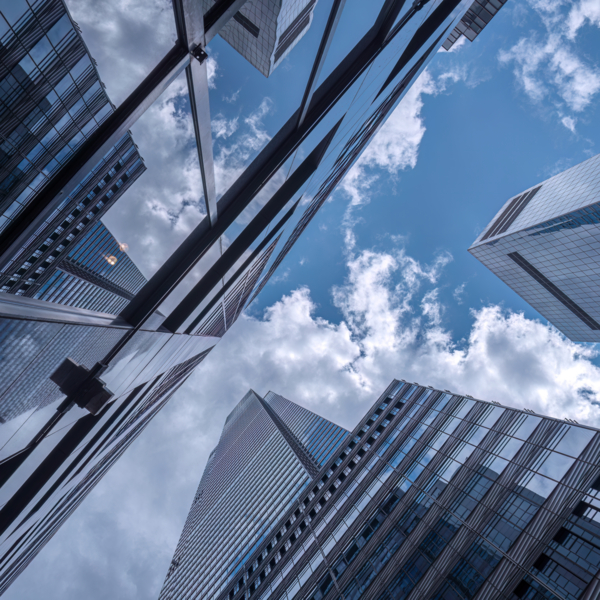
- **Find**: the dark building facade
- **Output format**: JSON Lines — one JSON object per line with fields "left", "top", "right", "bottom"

{"left": 0, "top": 0, "right": 146, "bottom": 307}
{"left": 161, "top": 382, "right": 600, "bottom": 600}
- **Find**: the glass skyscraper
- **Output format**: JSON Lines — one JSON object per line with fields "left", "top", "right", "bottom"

{"left": 162, "top": 381, "right": 600, "bottom": 600}
{"left": 0, "top": 0, "right": 147, "bottom": 307}
{"left": 469, "top": 153, "right": 600, "bottom": 343}
{"left": 160, "top": 390, "right": 350, "bottom": 600}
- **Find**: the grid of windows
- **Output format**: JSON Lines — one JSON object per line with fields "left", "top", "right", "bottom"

{"left": 167, "top": 381, "right": 600, "bottom": 600}
{"left": 159, "top": 391, "right": 349, "bottom": 600}
{"left": 470, "top": 153, "right": 600, "bottom": 342}
{"left": 0, "top": 0, "right": 146, "bottom": 310}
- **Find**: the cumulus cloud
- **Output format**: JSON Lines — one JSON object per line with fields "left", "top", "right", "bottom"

{"left": 498, "top": 0, "right": 600, "bottom": 130}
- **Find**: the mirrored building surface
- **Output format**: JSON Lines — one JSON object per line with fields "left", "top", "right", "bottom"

{"left": 0, "top": 0, "right": 510, "bottom": 592}
{"left": 162, "top": 381, "right": 600, "bottom": 600}
{"left": 469, "top": 154, "right": 600, "bottom": 343}
{"left": 0, "top": 0, "right": 146, "bottom": 304}
{"left": 201, "top": 0, "right": 317, "bottom": 76}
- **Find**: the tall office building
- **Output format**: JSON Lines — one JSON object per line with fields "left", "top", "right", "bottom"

{"left": 469, "top": 154, "right": 600, "bottom": 343}
{"left": 0, "top": 0, "right": 511, "bottom": 593}
{"left": 201, "top": 0, "right": 317, "bottom": 76}
{"left": 162, "top": 381, "right": 600, "bottom": 600}
{"left": 0, "top": 0, "right": 146, "bottom": 307}
{"left": 161, "top": 390, "right": 350, "bottom": 600}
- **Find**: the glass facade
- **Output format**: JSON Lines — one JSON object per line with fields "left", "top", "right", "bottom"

{"left": 0, "top": 0, "right": 146, "bottom": 307}
{"left": 35, "top": 221, "right": 147, "bottom": 313}
{"left": 159, "top": 390, "right": 349, "bottom": 600}
{"left": 0, "top": 348, "right": 211, "bottom": 595}
{"left": 164, "top": 381, "right": 600, "bottom": 600}
{"left": 469, "top": 154, "right": 600, "bottom": 343}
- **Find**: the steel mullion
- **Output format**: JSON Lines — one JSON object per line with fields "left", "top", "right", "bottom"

{"left": 186, "top": 60, "right": 218, "bottom": 226}
{"left": 120, "top": 0, "right": 408, "bottom": 328}
{"left": 297, "top": 0, "right": 347, "bottom": 128}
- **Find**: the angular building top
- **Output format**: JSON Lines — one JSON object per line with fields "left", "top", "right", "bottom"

{"left": 163, "top": 380, "right": 600, "bottom": 600}
{"left": 160, "top": 390, "right": 349, "bottom": 600}
{"left": 202, "top": 0, "right": 317, "bottom": 76}
{"left": 469, "top": 154, "right": 600, "bottom": 342}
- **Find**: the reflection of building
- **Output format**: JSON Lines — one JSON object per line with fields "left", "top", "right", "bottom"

{"left": 163, "top": 381, "right": 600, "bottom": 600}
{"left": 442, "top": 0, "right": 508, "bottom": 50}
{"left": 0, "top": 0, "right": 146, "bottom": 307}
{"left": 0, "top": 340, "right": 213, "bottom": 594}
{"left": 202, "top": 0, "right": 317, "bottom": 76}
{"left": 469, "top": 154, "right": 600, "bottom": 342}
{"left": 35, "top": 221, "right": 147, "bottom": 313}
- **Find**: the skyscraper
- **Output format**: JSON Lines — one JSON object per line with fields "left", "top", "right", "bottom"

{"left": 469, "top": 154, "right": 600, "bottom": 343}
{"left": 201, "top": 0, "right": 318, "bottom": 77}
{"left": 0, "top": 0, "right": 512, "bottom": 592}
{"left": 160, "top": 390, "right": 350, "bottom": 600}
{"left": 0, "top": 0, "right": 146, "bottom": 306}
{"left": 162, "top": 381, "right": 600, "bottom": 600}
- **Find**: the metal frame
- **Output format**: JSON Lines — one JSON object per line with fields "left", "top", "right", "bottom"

{"left": 0, "top": 0, "right": 415, "bottom": 330}
{"left": 162, "top": 119, "right": 341, "bottom": 332}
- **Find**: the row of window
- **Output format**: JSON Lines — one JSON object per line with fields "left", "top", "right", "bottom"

{"left": 220, "top": 384, "right": 413, "bottom": 600}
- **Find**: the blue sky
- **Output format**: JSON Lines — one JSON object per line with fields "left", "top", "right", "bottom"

{"left": 4, "top": 0, "right": 600, "bottom": 598}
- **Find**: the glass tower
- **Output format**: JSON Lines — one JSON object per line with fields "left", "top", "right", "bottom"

{"left": 469, "top": 153, "right": 600, "bottom": 343}
{"left": 201, "top": 0, "right": 317, "bottom": 77}
{"left": 0, "top": 0, "right": 146, "bottom": 306}
{"left": 160, "top": 390, "right": 350, "bottom": 600}
{"left": 162, "top": 381, "right": 600, "bottom": 600}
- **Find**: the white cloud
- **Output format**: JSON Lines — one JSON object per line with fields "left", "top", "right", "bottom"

{"left": 561, "top": 114, "right": 577, "bottom": 132}
{"left": 498, "top": 0, "right": 600, "bottom": 129}
{"left": 214, "top": 98, "right": 275, "bottom": 197}
{"left": 341, "top": 72, "right": 435, "bottom": 208}
{"left": 567, "top": 0, "right": 600, "bottom": 38}
{"left": 340, "top": 69, "right": 465, "bottom": 250}
{"left": 453, "top": 282, "right": 467, "bottom": 304}
{"left": 223, "top": 89, "right": 241, "bottom": 104}
{"left": 102, "top": 73, "right": 205, "bottom": 276}
{"left": 212, "top": 115, "right": 239, "bottom": 139}
{"left": 67, "top": 0, "right": 177, "bottom": 104}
